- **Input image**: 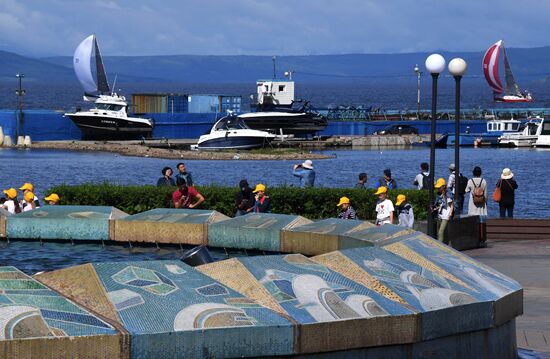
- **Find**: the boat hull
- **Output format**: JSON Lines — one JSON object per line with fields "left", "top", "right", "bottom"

{"left": 240, "top": 112, "right": 327, "bottom": 136}
{"left": 197, "top": 135, "right": 272, "bottom": 150}
{"left": 66, "top": 114, "right": 153, "bottom": 140}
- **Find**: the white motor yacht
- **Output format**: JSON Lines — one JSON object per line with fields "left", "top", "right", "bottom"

{"left": 197, "top": 114, "right": 276, "bottom": 150}
{"left": 498, "top": 117, "right": 542, "bottom": 147}
{"left": 534, "top": 119, "right": 550, "bottom": 147}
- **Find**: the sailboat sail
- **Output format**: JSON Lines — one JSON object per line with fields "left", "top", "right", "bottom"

{"left": 502, "top": 46, "right": 522, "bottom": 97}
{"left": 94, "top": 37, "right": 110, "bottom": 94}
{"left": 73, "top": 35, "right": 97, "bottom": 94}
{"left": 482, "top": 40, "right": 504, "bottom": 94}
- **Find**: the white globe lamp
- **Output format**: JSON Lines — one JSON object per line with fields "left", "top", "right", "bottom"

{"left": 425, "top": 54, "right": 446, "bottom": 74}
{"left": 448, "top": 58, "right": 468, "bottom": 77}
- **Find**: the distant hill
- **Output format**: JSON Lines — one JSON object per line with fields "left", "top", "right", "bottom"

{"left": 1, "top": 46, "right": 549, "bottom": 85}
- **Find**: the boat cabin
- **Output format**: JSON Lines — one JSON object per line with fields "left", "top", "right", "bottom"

{"left": 256, "top": 80, "right": 295, "bottom": 107}
{"left": 212, "top": 116, "right": 250, "bottom": 132}
{"left": 486, "top": 119, "right": 521, "bottom": 133}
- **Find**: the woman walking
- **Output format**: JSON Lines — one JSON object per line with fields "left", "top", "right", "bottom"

{"left": 465, "top": 166, "right": 488, "bottom": 245}
{"left": 497, "top": 168, "right": 518, "bottom": 218}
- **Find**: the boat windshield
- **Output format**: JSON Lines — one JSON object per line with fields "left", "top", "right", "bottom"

{"left": 214, "top": 117, "right": 249, "bottom": 131}
{"left": 541, "top": 122, "right": 550, "bottom": 136}
{"left": 96, "top": 103, "right": 124, "bottom": 111}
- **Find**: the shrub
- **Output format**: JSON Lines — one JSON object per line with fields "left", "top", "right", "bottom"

{"left": 47, "top": 183, "right": 430, "bottom": 220}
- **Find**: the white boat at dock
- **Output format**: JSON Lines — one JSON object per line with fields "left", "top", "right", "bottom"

{"left": 534, "top": 119, "right": 550, "bottom": 147}
{"left": 498, "top": 117, "right": 543, "bottom": 147}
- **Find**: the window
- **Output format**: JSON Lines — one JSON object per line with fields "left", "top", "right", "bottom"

{"left": 279, "top": 85, "right": 285, "bottom": 92}
{"left": 541, "top": 122, "right": 550, "bottom": 135}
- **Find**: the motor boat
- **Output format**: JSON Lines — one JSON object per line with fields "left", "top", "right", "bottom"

{"left": 498, "top": 117, "right": 543, "bottom": 147}
{"left": 461, "top": 118, "right": 522, "bottom": 146}
{"left": 64, "top": 34, "right": 153, "bottom": 140}
{"left": 245, "top": 80, "right": 328, "bottom": 136}
{"left": 197, "top": 114, "right": 276, "bottom": 150}
{"left": 534, "top": 119, "right": 550, "bottom": 147}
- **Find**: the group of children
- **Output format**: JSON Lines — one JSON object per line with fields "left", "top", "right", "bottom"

{"left": 1, "top": 182, "right": 60, "bottom": 214}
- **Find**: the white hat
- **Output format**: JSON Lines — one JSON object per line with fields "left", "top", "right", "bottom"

{"left": 501, "top": 168, "right": 514, "bottom": 180}
{"left": 302, "top": 160, "right": 313, "bottom": 169}
{"left": 449, "top": 163, "right": 455, "bottom": 170}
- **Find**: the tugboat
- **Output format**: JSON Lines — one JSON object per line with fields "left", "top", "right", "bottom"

{"left": 197, "top": 113, "right": 276, "bottom": 150}
{"left": 64, "top": 34, "right": 153, "bottom": 140}
{"left": 241, "top": 79, "right": 328, "bottom": 136}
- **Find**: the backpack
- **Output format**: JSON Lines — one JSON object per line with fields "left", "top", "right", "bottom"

{"left": 457, "top": 174, "right": 468, "bottom": 195}
{"left": 421, "top": 173, "right": 430, "bottom": 190}
{"left": 472, "top": 179, "right": 486, "bottom": 207}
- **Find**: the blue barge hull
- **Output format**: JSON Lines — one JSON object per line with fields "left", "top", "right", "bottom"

{"left": 0, "top": 110, "right": 492, "bottom": 141}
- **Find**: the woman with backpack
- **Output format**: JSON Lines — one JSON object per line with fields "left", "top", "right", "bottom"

{"left": 465, "top": 166, "right": 488, "bottom": 246}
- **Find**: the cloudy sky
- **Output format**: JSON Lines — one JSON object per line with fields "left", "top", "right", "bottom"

{"left": 0, "top": 0, "right": 548, "bottom": 56}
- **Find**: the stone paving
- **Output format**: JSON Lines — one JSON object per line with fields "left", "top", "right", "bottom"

{"left": 465, "top": 239, "right": 550, "bottom": 355}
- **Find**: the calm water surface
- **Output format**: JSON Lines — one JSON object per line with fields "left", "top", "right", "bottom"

{"left": 0, "top": 147, "right": 546, "bottom": 274}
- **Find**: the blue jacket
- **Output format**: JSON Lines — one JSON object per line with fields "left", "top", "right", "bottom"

{"left": 293, "top": 168, "right": 315, "bottom": 188}
{"left": 375, "top": 177, "right": 397, "bottom": 190}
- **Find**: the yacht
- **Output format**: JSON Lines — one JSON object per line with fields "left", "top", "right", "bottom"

{"left": 498, "top": 117, "right": 543, "bottom": 147}
{"left": 64, "top": 34, "right": 153, "bottom": 140}
{"left": 197, "top": 113, "right": 276, "bottom": 150}
{"left": 242, "top": 80, "right": 328, "bottom": 136}
{"left": 461, "top": 118, "right": 521, "bottom": 146}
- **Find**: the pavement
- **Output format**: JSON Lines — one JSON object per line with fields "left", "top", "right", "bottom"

{"left": 465, "top": 239, "right": 550, "bottom": 355}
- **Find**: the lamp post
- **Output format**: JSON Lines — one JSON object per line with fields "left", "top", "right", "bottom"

{"left": 414, "top": 64, "right": 422, "bottom": 119}
{"left": 425, "top": 54, "right": 446, "bottom": 238}
{"left": 15, "top": 73, "right": 25, "bottom": 139}
{"left": 448, "top": 58, "right": 468, "bottom": 217}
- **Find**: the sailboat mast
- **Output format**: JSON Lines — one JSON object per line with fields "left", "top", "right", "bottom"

{"left": 94, "top": 35, "right": 111, "bottom": 95}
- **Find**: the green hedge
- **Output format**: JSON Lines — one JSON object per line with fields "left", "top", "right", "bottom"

{"left": 46, "top": 183, "right": 430, "bottom": 220}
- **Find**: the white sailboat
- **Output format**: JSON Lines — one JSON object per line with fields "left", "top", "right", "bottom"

{"left": 65, "top": 34, "right": 153, "bottom": 140}
{"left": 482, "top": 40, "right": 533, "bottom": 103}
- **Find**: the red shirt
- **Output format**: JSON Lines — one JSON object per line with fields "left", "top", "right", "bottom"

{"left": 172, "top": 186, "right": 199, "bottom": 208}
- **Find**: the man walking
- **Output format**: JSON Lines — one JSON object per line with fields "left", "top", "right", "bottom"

{"left": 413, "top": 163, "right": 430, "bottom": 190}
{"left": 375, "top": 169, "right": 397, "bottom": 189}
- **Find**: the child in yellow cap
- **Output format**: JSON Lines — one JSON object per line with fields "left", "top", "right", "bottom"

{"left": 2, "top": 188, "right": 21, "bottom": 214}
{"left": 22, "top": 192, "right": 37, "bottom": 212}
{"left": 19, "top": 183, "right": 40, "bottom": 208}
{"left": 252, "top": 184, "right": 271, "bottom": 213}
{"left": 433, "top": 178, "right": 454, "bottom": 244}
{"left": 396, "top": 194, "right": 414, "bottom": 228}
{"left": 374, "top": 186, "right": 394, "bottom": 225}
{"left": 337, "top": 197, "right": 357, "bottom": 220}
{"left": 45, "top": 193, "right": 60, "bottom": 205}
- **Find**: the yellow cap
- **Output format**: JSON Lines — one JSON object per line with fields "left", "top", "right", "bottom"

{"left": 45, "top": 193, "right": 60, "bottom": 203}
{"left": 19, "top": 183, "right": 33, "bottom": 192}
{"left": 3, "top": 188, "right": 17, "bottom": 199}
{"left": 337, "top": 196, "right": 350, "bottom": 206}
{"left": 24, "top": 192, "right": 35, "bottom": 203}
{"left": 434, "top": 178, "right": 446, "bottom": 189}
{"left": 395, "top": 194, "right": 406, "bottom": 206}
{"left": 253, "top": 184, "right": 266, "bottom": 193}
{"left": 374, "top": 186, "right": 388, "bottom": 195}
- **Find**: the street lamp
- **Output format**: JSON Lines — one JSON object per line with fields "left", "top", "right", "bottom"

{"left": 284, "top": 70, "right": 294, "bottom": 81}
{"left": 414, "top": 64, "right": 422, "bottom": 119}
{"left": 15, "top": 74, "right": 26, "bottom": 138}
{"left": 425, "top": 54, "right": 446, "bottom": 238}
{"left": 448, "top": 58, "right": 468, "bottom": 216}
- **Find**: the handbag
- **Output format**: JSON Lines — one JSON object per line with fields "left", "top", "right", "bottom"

{"left": 493, "top": 180, "right": 502, "bottom": 202}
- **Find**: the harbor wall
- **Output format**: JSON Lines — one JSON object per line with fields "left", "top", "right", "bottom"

{"left": 0, "top": 109, "right": 491, "bottom": 141}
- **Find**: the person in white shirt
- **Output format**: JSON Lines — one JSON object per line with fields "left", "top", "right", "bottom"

{"left": 2, "top": 188, "right": 21, "bottom": 214}
{"left": 413, "top": 162, "right": 430, "bottom": 190}
{"left": 374, "top": 186, "right": 394, "bottom": 225}
{"left": 19, "top": 183, "right": 40, "bottom": 208}
{"left": 22, "top": 191, "right": 37, "bottom": 212}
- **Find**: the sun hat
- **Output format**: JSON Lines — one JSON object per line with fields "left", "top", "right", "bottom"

{"left": 45, "top": 193, "right": 60, "bottom": 203}
{"left": 19, "top": 183, "right": 33, "bottom": 191}
{"left": 253, "top": 184, "right": 266, "bottom": 193}
{"left": 501, "top": 168, "right": 514, "bottom": 180}
{"left": 302, "top": 160, "right": 313, "bottom": 169}
{"left": 434, "top": 178, "right": 446, "bottom": 189}
{"left": 395, "top": 194, "right": 406, "bottom": 206}
{"left": 449, "top": 163, "right": 455, "bottom": 171}
{"left": 24, "top": 192, "right": 35, "bottom": 203}
{"left": 337, "top": 196, "right": 350, "bottom": 206}
{"left": 3, "top": 188, "right": 17, "bottom": 199}
{"left": 374, "top": 186, "right": 388, "bottom": 195}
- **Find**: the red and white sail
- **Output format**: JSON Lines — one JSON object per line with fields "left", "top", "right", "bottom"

{"left": 482, "top": 40, "right": 504, "bottom": 94}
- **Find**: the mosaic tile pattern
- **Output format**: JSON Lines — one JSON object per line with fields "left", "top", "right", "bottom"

{"left": 0, "top": 266, "right": 116, "bottom": 340}
{"left": 6, "top": 205, "right": 127, "bottom": 241}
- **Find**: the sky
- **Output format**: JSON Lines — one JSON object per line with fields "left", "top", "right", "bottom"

{"left": 0, "top": 0, "right": 548, "bottom": 57}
